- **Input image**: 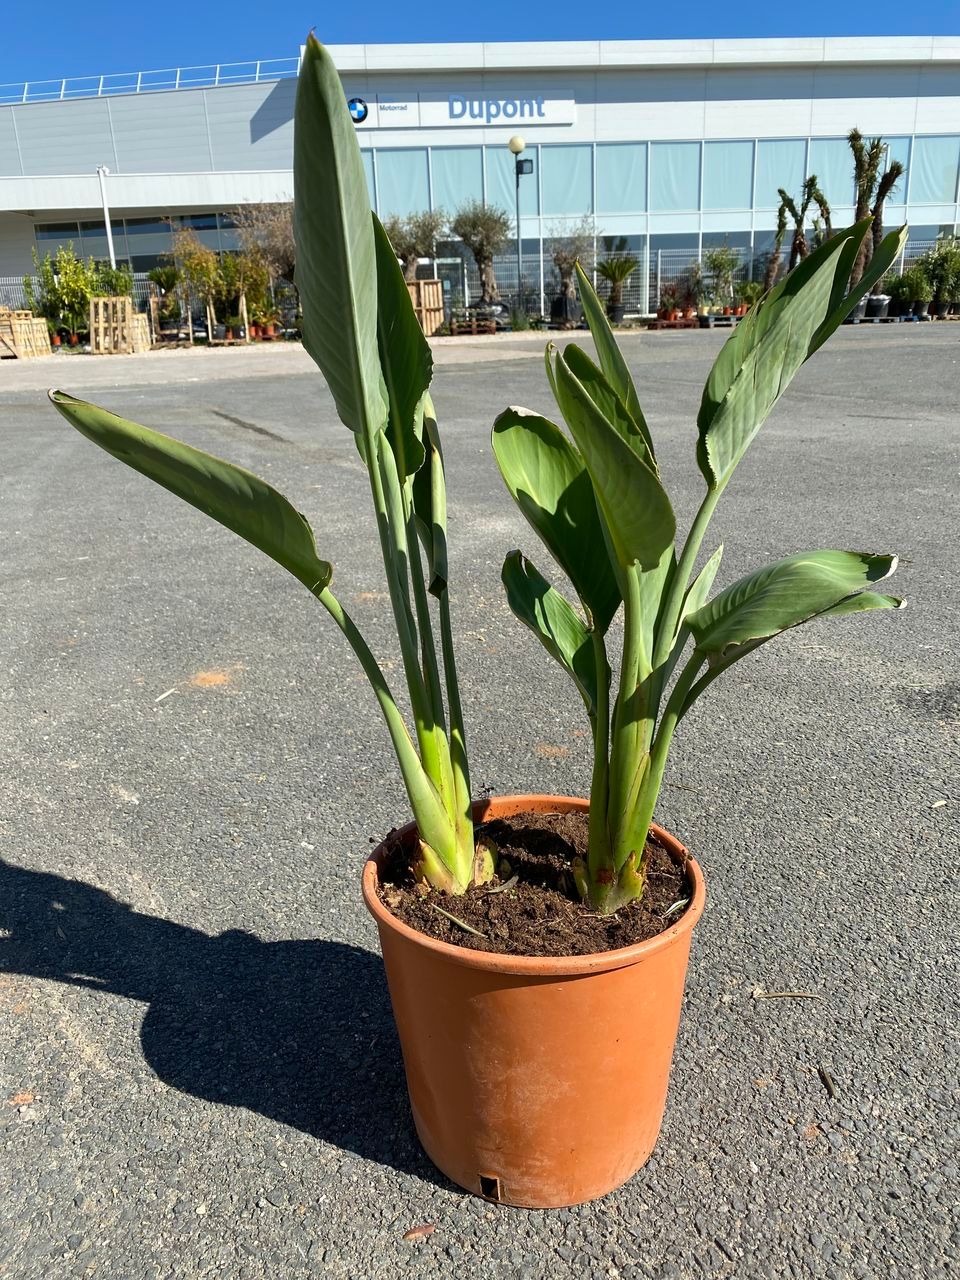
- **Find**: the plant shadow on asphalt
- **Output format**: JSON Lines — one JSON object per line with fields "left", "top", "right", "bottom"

{"left": 0, "top": 858, "right": 451, "bottom": 1189}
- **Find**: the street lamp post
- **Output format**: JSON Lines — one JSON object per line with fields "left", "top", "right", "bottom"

{"left": 508, "top": 135, "right": 533, "bottom": 315}
{"left": 96, "top": 165, "right": 117, "bottom": 269}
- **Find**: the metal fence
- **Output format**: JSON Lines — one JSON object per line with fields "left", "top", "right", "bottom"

{"left": 0, "top": 237, "right": 939, "bottom": 332}
{"left": 0, "top": 58, "right": 300, "bottom": 106}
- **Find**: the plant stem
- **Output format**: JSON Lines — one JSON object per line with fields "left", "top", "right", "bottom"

{"left": 315, "top": 585, "right": 456, "bottom": 863}
{"left": 629, "top": 649, "right": 706, "bottom": 860}
{"left": 653, "top": 488, "right": 720, "bottom": 670}
{"left": 438, "top": 588, "right": 473, "bottom": 847}
{"left": 586, "top": 628, "right": 612, "bottom": 879}
{"left": 607, "top": 565, "right": 649, "bottom": 869}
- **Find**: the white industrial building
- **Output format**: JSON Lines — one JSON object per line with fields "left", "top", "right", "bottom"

{"left": 1, "top": 36, "right": 958, "bottom": 308}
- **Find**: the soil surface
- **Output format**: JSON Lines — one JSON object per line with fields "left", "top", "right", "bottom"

{"left": 376, "top": 810, "right": 692, "bottom": 957}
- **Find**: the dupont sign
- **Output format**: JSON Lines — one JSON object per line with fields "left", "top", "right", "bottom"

{"left": 346, "top": 91, "right": 576, "bottom": 129}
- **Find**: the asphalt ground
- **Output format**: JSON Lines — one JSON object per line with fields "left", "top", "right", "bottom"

{"left": 1, "top": 326, "right": 957, "bottom": 1279}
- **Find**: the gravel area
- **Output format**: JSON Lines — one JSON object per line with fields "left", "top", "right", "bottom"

{"left": 1, "top": 324, "right": 957, "bottom": 1279}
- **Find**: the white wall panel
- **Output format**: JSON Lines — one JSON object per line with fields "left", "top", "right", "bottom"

{"left": 0, "top": 211, "right": 38, "bottom": 274}
{"left": 109, "top": 91, "right": 211, "bottom": 173}
{"left": 13, "top": 98, "right": 115, "bottom": 175}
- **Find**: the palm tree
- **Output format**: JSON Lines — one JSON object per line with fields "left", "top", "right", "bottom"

{"left": 848, "top": 129, "right": 905, "bottom": 286}
{"left": 596, "top": 250, "right": 639, "bottom": 320}
{"left": 764, "top": 177, "right": 831, "bottom": 289}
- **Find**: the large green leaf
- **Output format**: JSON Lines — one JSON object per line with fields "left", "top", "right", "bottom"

{"left": 492, "top": 408, "right": 620, "bottom": 632}
{"left": 501, "top": 551, "right": 600, "bottom": 719}
{"left": 551, "top": 349, "right": 675, "bottom": 572}
{"left": 50, "top": 391, "right": 332, "bottom": 595}
{"left": 682, "top": 544, "right": 724, "bottom": 622}
{"left": 294, "top": 36, "right": 385, "bottom": 441}
{"left": 696, "top": 222, "right": 907, "bottom": 493}
{"left": 575, "top": 263, "right": 654, "bottom": 458}
{"left": 687, "top": 550, "right": 900, "bottom": 662}
{"left": 373, "top": 213, "right": 429, "bottom": 482}
{"left": 562, "top": 344, "right": 655, "bottom": 471}
{"left": 412, "top": 397, "right": 448, "bottom": 596}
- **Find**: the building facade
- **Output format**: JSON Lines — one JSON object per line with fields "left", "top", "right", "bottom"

{"left": 1, "top": 37, "right": 958, "bottom": 308}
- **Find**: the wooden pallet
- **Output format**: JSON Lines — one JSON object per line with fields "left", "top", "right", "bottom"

{"left": 407, "top": 280, "right": 445, "bottom": 336}
{"left": 648, "top": 317, "right": 698, "bottom": 330}
{"left": 0, "top": 308, "right": 52, "bottom": 359}
{"left": 450, "top": 318, "right": 497, "bottom": 336}
{"left": 90, "top": 297, "right": 151, "bottom": 354}
{"left": 698, "top": 314, "right": 741, "bottom": 329}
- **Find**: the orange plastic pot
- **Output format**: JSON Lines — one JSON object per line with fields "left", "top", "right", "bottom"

{"left": 362, "top": 794, "right": 706, "bottom": 1208}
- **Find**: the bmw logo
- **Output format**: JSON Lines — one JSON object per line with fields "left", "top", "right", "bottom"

{"left": 348, "top": 97, "right": 368, "bottom": 124}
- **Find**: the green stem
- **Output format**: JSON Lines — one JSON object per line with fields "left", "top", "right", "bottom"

{"left": 438, "top": 588, "right": 473, "bottom": 846}
{"left": 586, "top": 628, "right": 612, "bottom": 880}
{"left": 652, "top": 487, "right": 721, "bottom": 670}
{"left": 607, "top": 565, "right": 650, "bottom": 868}
{"left": 371, "top": 435, "right": 444, "bottom": 785}
{"left": 630, "top": 649, "right": 706, "bottom": 861}
{"left": 315, "top": 585, "right": 456, "bottom": 863}
{"left": 404, "top": 495, "right": 458, "bottom": 820}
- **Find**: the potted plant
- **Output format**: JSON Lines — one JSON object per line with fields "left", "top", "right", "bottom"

{"left": 658, "top": 283, "right": 678, "bottom": 320}
{"left": 596, "top": 239, "right": 639, "bottom": 324}
{"left": 47, "top": 39, "right": 907, "bottom": 1212}
{"left": 488, "top": 216, "right": 905, "bottom": 1204}
{"left": 735, "top": 280, "right": 764, "bottom": 314}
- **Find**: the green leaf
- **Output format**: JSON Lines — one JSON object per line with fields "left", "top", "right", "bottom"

{"left": 687, "top": 550, "right": 899, "bottom": 662}
{"left": 682, "top": 544, "right": 724, "bottom": 621}
{"left": 373, "top": 213, "right": 429, "bottom": 482}
{"left": 575, "top": 263, "right": 654, "bottom": 458}
{"left": 696, "top": 221, "right": 906, "bottom": 493}
{"left": 294, "top": 35, "right": 385, "bottom": 441}
{"left": 412, "top": 396, "right": 448, "bottom": 596}
{"left": 810, "top": 225, "right": 908, "bottom": 357}
{"left": 552, "top": 349, "right": 675, "bottom": 572}
{"left": 562, "top": 344, "right": 655, "bottom": 470}
{"left": 492, "top": 407, "right": 620, "bottom": 632}
{"left": 50, "top": 391, "right": 332, "bottom": 595}
{"left": 501, "top": 551, "right": 599, "bottom": 718}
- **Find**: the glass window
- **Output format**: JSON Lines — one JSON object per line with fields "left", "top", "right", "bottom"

{"left": 35, "top": 222, "right": 80, "bottom": 241}
{"left": 375, "top": 148, "right": 430, "bottom": 218}
{"left": 703, "top": 141, "right": 754, "bottom": 210}
{"left": 650, "top": 142, "right": 700, "bottom": 212}
{"left": 360, "top": 151, "right": 376, "bottom": 207}
{"left": 910, "top": 136, "right": 960, "bottom": 204}
{"left": 755, "top": 140, "right": 806, "bottom": 208}
{"left": 883, "top": 137, "right": 910, "bottom": 204}
{"left": 180, "top": 213, "right": 219, "bottom": 231}
{"left": 124, "top": 218, "right": 171, "bottom": 237}
{"left": 809, "top": 138, "right": 854, "bottom": 205}
{"left": 596, "top": 143, "right": 646, "bottom": 214}
{"left": 540, "top": 144, "right": 593, "bottom": 216}
{"left": 485, "top": 146, "right": 538, "bottom": 216}
{"left": 431, "top": 147, "right": 483, "bottom": 213}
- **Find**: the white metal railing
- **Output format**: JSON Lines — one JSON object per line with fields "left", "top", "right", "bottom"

{"left": 0, "top": 57, "right": 300, "bottom": 106}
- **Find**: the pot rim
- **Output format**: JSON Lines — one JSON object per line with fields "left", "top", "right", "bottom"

{"left": 362, "top": 793, "right": 706, "bottom": 977}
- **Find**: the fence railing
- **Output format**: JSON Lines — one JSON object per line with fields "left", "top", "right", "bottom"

{"left": 0, "top": 238, "right": 939, "bottom": 332}
{"left": 0, "top": 57, "right": 300, "bottom": 106}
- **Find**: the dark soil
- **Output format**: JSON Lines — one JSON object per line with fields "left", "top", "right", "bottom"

{"left": 376, "top": 810, "right": 692, "bottom": 958}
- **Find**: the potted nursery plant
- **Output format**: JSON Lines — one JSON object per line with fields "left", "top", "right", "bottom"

{"left": 48, "top": 37, "right": 907, "bottom": 1211}
{"left": 658, "top": 283, "right": 678, "bottom": 320}
{"left": 734, "top": 279, "right": 763, "bottom": 315}
{"left": 596, "top": 240, "right": 639, "bottom": 324}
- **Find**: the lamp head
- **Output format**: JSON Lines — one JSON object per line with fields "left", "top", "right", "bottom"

{"left": 507, "top": 135, "right": 526, "bottom": 155}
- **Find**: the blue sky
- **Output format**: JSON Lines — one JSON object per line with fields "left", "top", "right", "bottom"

{"left": 3, "top": 2, "right": 959, "bottom": 86}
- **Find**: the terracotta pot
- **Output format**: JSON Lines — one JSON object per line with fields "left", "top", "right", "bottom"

{"left": 69, "top": 333, "right": 79, "bottom": 346}
{"left": 362, "top": 794, "right": 706, "bottom": 1208}
{"left": 249, "top": 324, "right": 259, "bottom": 339}
{"left": 51, "top": 333, "right": 61, "bottom": 347}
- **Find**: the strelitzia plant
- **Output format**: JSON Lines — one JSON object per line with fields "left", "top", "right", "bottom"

{"left": 493, "top": 219, "right": 907, "bottom": 914}
{"left": 50, "top": 37, "right": 489, "bottom": 895}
